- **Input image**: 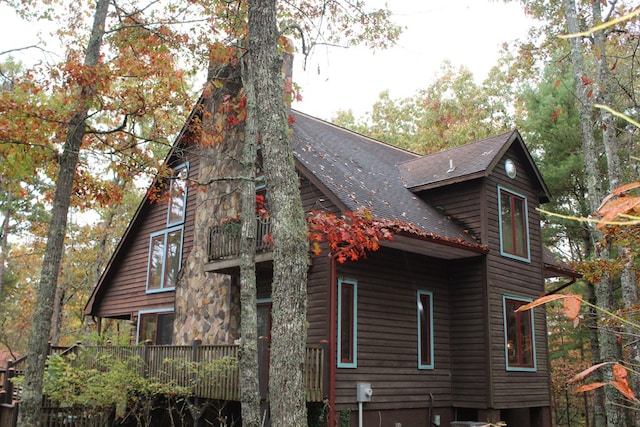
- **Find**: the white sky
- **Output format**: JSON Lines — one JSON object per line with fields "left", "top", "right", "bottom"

{"left": 293, "top": 0, "right": 535, "bottom": 120}
{"left": 0, "top": 0, "right": 535, "bottom": 121}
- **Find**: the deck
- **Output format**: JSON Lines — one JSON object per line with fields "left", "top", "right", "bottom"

{"left": 1, "top": 340, "right": 327, "bottom": 403}
{"left": 0, "top": 340, "right": 327, "bottom": 426}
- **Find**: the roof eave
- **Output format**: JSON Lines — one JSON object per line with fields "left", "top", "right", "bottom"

{"left": 84, "top": 95, "right": 205, "bottom": 317}
{"left": 406, "top": 171, "right": 486, "bottom": 193}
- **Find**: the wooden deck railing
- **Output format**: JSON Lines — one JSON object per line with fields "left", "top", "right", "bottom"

{"left": 208, "top": 217, "right": 272, "bottom": 261}
{"left": 0, "top": 340, "right": 327, "bottom": 405}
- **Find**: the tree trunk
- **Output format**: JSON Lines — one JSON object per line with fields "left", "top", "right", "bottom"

{"left": 17, "top": 0, "right": 109, "bottom": 425}
{"left": 593, "top": 3, "right": 637, "bottom": 423}
{"left": 563, "top": 0, "right": 609, "bottom": 425}
{"left": 238, "top": 56, "right": 261, "bottom": 427}
{"left": 49, "top": 286, "right": 65, "bottom": 346}
{"left": 245, "top": 0, "right": 309, "bottom": 425}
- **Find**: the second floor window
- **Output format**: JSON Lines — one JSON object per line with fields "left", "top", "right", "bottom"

{"left": 146, "top": 163, "right": 188, "bottom": 293}
{"left": 168, "top": 165, "right": 188, "bottom": 225}
{"left": 147, "top": 227, "right": 182, "bottom": 292}
{"left": 498, "top": 186, "right": 530, "bottom": 262}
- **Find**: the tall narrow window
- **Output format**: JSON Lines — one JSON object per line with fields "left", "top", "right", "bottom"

{"left": 498, "top": 186, "right": 530, "bottom": 262}
{"left": 146, "top": 164, "right": 188, "bottom": 293}
{"left": 503, "top": 296, "right": 536, "bottom": 371}
{"left": 257, "top": 299, "right": 272, "bottom": 341}
{"left": 168, "top": 165, "right": 188, "bottom": 225}
{"left": 138, "top": 310, "right": 175, "bottom": 345}
{"left": 146, "top": 227, "right": 183, "bottom": 292}
{"left": 337, "top": 278, "right": 357, "bottom": 368}
{"left": 417, "top": 290, "right": 434, "bottom": 369}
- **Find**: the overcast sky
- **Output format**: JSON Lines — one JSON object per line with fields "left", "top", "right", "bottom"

{"left": 0, "top": 1, "right": 535, "bottom": 121}
{"left": 293, "top": 0, "right": 536, "bottom": 120}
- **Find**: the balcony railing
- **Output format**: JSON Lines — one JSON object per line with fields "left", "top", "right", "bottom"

{"left": 208, "top": 217, "right": 272, "bottom": 262}
{"left": 0, "top": 340, "right": 327, "bottom": 404}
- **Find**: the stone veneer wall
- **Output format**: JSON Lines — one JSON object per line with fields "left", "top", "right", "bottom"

{"left": 173, "top": 63, "right": 243, "bottom": 345}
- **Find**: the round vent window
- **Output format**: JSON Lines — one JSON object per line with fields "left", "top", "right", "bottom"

{"left": 505, "top": 159, "right": 517, "bottom": 179}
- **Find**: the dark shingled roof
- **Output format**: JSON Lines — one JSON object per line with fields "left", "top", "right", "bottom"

{"left": 291, "top": 111, "right": 478, "bottom": 245}
{"left": 398, "top": 130, "right": 517, "bottom": 191}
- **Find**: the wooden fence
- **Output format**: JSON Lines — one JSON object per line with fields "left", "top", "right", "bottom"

{"left": 0, "top": 340, "right": 327, "bottom": 426}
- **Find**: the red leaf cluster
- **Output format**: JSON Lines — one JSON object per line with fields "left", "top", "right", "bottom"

{"left": 307, "top": 208, "right": 394, "bottom": 263}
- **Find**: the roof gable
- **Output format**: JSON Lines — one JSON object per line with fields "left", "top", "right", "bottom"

{"left": 397, "top": 130, "right": 551, "bottom": 203}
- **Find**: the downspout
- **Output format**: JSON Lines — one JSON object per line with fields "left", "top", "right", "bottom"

{"left": 328, "top": 256, "right": 337, "bottom": 427}
{"left": 543, "top": 277, "right": 577, "bottom": 296}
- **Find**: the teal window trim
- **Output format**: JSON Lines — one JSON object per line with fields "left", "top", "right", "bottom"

{"left": 417, "top": 290, "right": 434, "bottom": 369}
{"left": 503, "top": 295, "right": 537, "bottom": 372}
{"left": 497, "top": 185, "right": 531, "bottom": 263}
{"left": 337, "top": 278, "right": 357, "bottom": 368}
{"left": 145, "top": 225, "right": 183, "bottom": 293}
{"left": 167, "top": 163, "right": 189, "bottom": 227}
{"left": 136, "top": 307, "right": 174, "bottom": 344}
{"left": 257, "top": 298, "right": 272, "bottom": 341}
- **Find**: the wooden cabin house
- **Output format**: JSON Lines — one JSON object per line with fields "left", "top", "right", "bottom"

{"left": 84, "top": 64, "right": 576, "bottom": 427}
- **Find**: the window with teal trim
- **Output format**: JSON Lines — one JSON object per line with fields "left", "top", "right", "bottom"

{"left": 498, "top": 186, "right": 530, "bottom": 262}
{"left": 417, "top": 290, "right": 434, "bottom": 369}
{"left": 146, "top": 227, "right": 183, "bottom": 292}
{"left": 138, "top": 309, "right": 175, "bottom": 345}
{"left": 167, "top": 164, "right": 188, "bottom": 226}
{"left": 146, "top": 163, "right": 188, "bottom": 293}
{"left": 503, "top": 296, "right": 536, "bottom": 371}
{"left": 337, "top": 278, "right": 357, "bottom": 368}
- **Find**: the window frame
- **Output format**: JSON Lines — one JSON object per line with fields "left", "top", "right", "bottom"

{"left": 145, "top": 225, "right": 184, "bottom": 293}
{"left": 417, "top": 290, "right": 434, "bottom": 369}
{"left": 497, "top": 185, "right": 531, "bottom": 263}
{"left": 137, "top": 308, "right": 175, "bottom": 345}
{"left": 503, "top": 295, "right": 537, "bottom": 372}
{"left": 257, "top": 298, "right": 272, "bottom": 341}
{"left": 337, "top": 278, "right": 357, "bottom": 368}
{"left": 167, "top": 163, "right": 189, "bottom": 227}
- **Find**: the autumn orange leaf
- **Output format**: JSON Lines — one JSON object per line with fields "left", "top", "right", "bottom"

{"left": 569, "top": 361, "right": 610, "bottom": 383}
{"left": 599, "top": 181, "right": 640, "bottom": 206}
{"left": 597, "top": 195, "right": 640, "bottom": 228}
{"left": 563, "top": 295, "right": 582, "bottom": 320}
{"left": 610, "top": 380, "right": 636, "bottom": 401}
{"left": 613, "top": 363, "right": 628, "bottom": 382}
{"left": 574, "top": 382, "right": 606, "bottom": 393}
{"left": 515, "top": 293, "right": 580, "bottom": 312}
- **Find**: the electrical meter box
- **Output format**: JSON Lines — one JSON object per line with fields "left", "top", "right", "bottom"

{"left": 356, "top": 382, "right": 373, "bottom": 402}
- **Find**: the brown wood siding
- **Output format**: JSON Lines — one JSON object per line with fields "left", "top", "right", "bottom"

{"left": 484, "top": 147, "right": 551, "bottom": 409}
{"left": 91, "top": 150, "right": 200, "bottom": 318}
{"left": 448, "top": 257, "right": 489, "bottom": 408}
{"left": 422, "top": 180, "right": 484, "bottom": 240}
{"left": 333, "top": 248, "right": 453, "bottom": 411}
{"left": 300, "top": 175, "right": 338, "bottom": 345}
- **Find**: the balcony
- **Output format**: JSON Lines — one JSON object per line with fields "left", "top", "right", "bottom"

{"left": 206, "top": 217, "right": 273, "bottom": 271}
